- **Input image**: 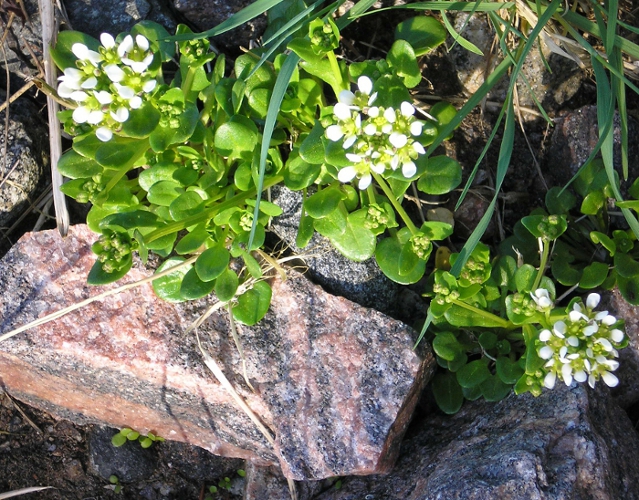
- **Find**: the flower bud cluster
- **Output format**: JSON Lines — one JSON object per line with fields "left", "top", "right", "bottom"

{"left": 58, "top": 33, "right": 157, "bottom": 142}
{"left": 536, "top": 293, "right": 624, "bottom": 390}
{"left": 325, "top": 76, "right": 426, "bottom": 190}
{"left": 432, "top": 282, "right": 460, "bottom": 305}
{"left": 458, "top": 256, "right": 489, "bottom": 285}
{"left": 364, "top": 204, "right": 390, "bottom": 230}
{"left": 510, "top": 292, "right": 537, "bottom": 317}
{"left": 93, "top": 229, "right": 138, "bottom": 273}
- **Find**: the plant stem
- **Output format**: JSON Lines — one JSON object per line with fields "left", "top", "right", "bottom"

{"left": 326, "top": 51, "right": 345, "bottom": 96}
{"left": 450, "top": 298, "right": 514, "bottom": 330}
{"left": 532, "top": 237, "right": 550, "bottom": 290}
{"left": 372, "top": 173, "right": 418, "bottom": 234}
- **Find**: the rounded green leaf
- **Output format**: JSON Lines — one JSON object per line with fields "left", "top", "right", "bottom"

{"left": 329, "top": 218, "right": 376, "bottom": 262}
{"left": 386, "top": 39, "right": 421, "bottom": 88}
{"left": 551, "top": 258, "right": 582, "bottom": 286}
{"left": 514, "top": 264, "right": 537, "bottom": 293}
{"left": 232, "top": 281, "right": 272, "bottom": 326}
{"left": 215, "top": 268, "right": 239, "bottom": 302}
{"left": 214, "top": 115, "right": 259, "bottom": 160}
{"left": 195, "top": 246, "right": 231, "bottom": 282}
{"left": 431, "top": 372, "right": 464, "bottom": 414}
{"left": 375, "top": 236, "right": 426, "bottom": 284}
{"left": 478, "top": 332, "right": 498, "bottom": 350}
{"left": 170, "top": 191, "right": 205, "bottom": 220}
{"left": 614, "top": 252, "right": 639, "bottom": 278}
{"left": 121, "top": 102, "right": 160, "bottom": 138}
{"left": 479, "top": 375, "right": 512, "bottom": 402}
{"left": 579, "top": 262, "right": 609, "bottom": 289}
{"left": 394, "top": 16, "right": 446, "bottom": 56}
{"left": 618, "top": 275, "right": 639, "bottom": 305}
{"left": 305, "top": 187, "right": 345, "bottom": 218}
{"left": 581, "top": 190, "right": 605, "bottom": 215}
{"left": 180, "top": 267, "right": 216, "bottom": 300}
{"left": 152, "top": 257, "right": 190, "bottom": 302}
{"left": 299, "top": 122, "right": 326, "bottom": 165}
{"left": 50, "top": 31, "right": 100, "bottom": 70}
{"left": 284, "top": 155, "right": 321, "bottom": 190}
{"left": 545, "top": 186, "right": 576, "bottom": 214}
{"left": 432, "top": 331, "right": 463, "bottom": 361}
{"left": 111, "top": 433, "right": 127, "bottom": 447}
{"left": 495, "top": 357, "right": 524, "bottom": 384}
{"left": 57, "top": 150, "right": 102, "bottom": 179}
{"left": 87, "top": 256, "right": 132, "bottom": 285}
{"left": 95, "top": 137, "right": 149, "bottom": 170}
{"left": 147, "top": 180, "right": 185, "bottom": 206}
{"left": 456, "top": 359, "right": 490, "bottom": 388}
{"left": 590, "top": 231, "right": 616, "bottom": 256}
{"left": 417, "top": 156, "right": 462, "bottom": 195}
{"left": 175, "top": 227, "right": 210, "bottom": 255}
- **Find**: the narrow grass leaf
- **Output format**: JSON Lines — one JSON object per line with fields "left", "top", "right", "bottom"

{"left": 441, "top": 11, "right": 483, "bottom": 55}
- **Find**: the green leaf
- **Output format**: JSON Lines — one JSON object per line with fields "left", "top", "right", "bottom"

{"left": 581, "top": 190, "right": 606, "bottom": 215}
{"left": 195, "top": 246, "right": 230, "bottom": 282}
{"left": 214, "top": 115, "right": 259, "bottom": 160}
{"left": 492, "top": 255, "right": 517, "bottom": 290}
{"left": 545, "top": 186, "right": 576, "bottom": 214}
{"left": 386, "top": 39, "right": 421, "bottom": 88}
{"left": 139, "top": 163, "right": 199, "bottom": 191}
{"left": 618, "top": 274, "right": 639, "bottom": 305}
{"left": 394, "top": 16, "right": 446, "bottom": 56}
{"left": 296, "top": 212, "right": 315, "bottom": 248}
{"left": 514, "top": 264, "right": 537, "bottom": 293}
{"left": 329, "top": 216, "right": 376, "bottom": 262}
{"left": 304, "top": 187, "right": 345, "bottom": 218}
{"left": 180, "top": 267, "right": 217, "bottom": 300}
{"left": 111, "top": 433, "right": 127, "bottom": 447}
{"left": 50, "top": 31, "right": 100, "bottom": 70}
{"left": 284, "top": 154, "right": 321, "bottom": 190}
{"left": 417, "top": 156, "right": 462, "bottom": 195}
{"left": 175, "top": 227, "right": 210, "bottom": 255}
{"left": 215, "top": 268, "right": 239, "bottom": 302}
{"left": 95, "top": 137, "right": 149, "bottom": 170}
{"left": 121, "top": 103, "right": 161, "bottom": 138}
{"left": 431, "top": 372, "right": 463, "bottom": 414}
{"left": 432, "top": 331, "right": 463, "bottom": 361}
{"left": 456, "top": 359, "right": 490, "bottom": 388}
{"left": 147, "top": 180, "right": 185, "bottom": 206}
{"left": 299, "top": 122, "right": 326, "bottom": 165}
{"left": 100, "top": 210, "right": 159, "bottom": 230}
{"left": 479, "top": 375, "right": 512, "bottom": 402}
{"left": 591, "top": 231, "right": 616, "bottom": 256}
{"left": 375, "top": 235, "right": 426, "bottom": 284}
{"left": 139, "top": 437, "right": 153, "bottom": 449}
{"left": 495, "top": 356, "right": 524, "bottom": 385}
{"left": 152, "top": 257, "right": 190, "bottom": 302}
{"left": 233, "top": 281, "right": 272, "bottom": 325}
{"left": 579, "top": 262, "right": 609, "bottom": 289}
{"left": 551, "top": 258, "right": 582, "bottom": 286}
{"left": 614, "top": 252, "right": 639, "bottom": 278}
{"left": 444, "top": 304, "right": 507, "bottom": 328}
{"left": 57, "top": 150, "right": 102, "bottom": 179}
{"left": 478, "top": 332, "right": 497, "bottom": 350}
{"left": 170, "top": 191, "right": 205, "bottom": 220}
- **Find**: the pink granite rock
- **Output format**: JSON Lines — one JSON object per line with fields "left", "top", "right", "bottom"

{"left": 0, "top": 225, "right": 434, "bottom": 480}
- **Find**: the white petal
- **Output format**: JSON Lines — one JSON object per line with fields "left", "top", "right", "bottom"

{"left": 115, "top": 83, "right": 135, "bottom": 99}
{"left": 562, "top": 364, "right": 573, "bottom": 386}
{"left": 333, "top": 103, "right": 352, "bottom": 121}
{"left": 143, "top": 79, "right": 157, "bottom": 93}
{"left": 601, "top": 371, "right": 619, "bottom": 387}
{"left": 410, "top": 121, "right": 423, "bottom": 136}
{"left": 371, "top": 163, "right": 386, "bottom": 174}
{"left": 358, "top": 174, "right": 372, "bottom": 190}
{"left": 595, "top": 310, "right": 609, "bottom": 321}
{"left": 80, "top": 77, "right": 98, "bottom": 89}
{"left": 539, "top": 346, "right": 554, "bottom": 359}
{"left": 573, "top": 302, "right": 583, "bottom": 313}
{"left": 130, "top": 60, "right": 150, "bottom": 73}
{"left": 583, "top": 323, "right": 598, "bottom": 336}
{"left": 402, "top": 161, "right": 417, "bottom": 178}
{"left": 413, "top": 142, "right": 426, "bottom": 155}
{"left": 368, "top": 107, "right": 379, "bottom": 118}
{"left": 85, "top": 50, "right": 103, "bottom": 65}
{"left": 559, "top": 346, "right": 568, "bottom": 360}
{"left": 389, "top": 132, "right": 408, "bottom": 148}
{"left": 588, "top": 374, "right": 596, "bottom": 388}
{"left": 384, "top": 107, "right": 396, "bottom": 123}
{"left": 343, "top": 135, "right": 357, "bottom": 149}
{"left": 69, "top": 90, "right": 89, "bottom": 102}
{"left": 72, "top": 106, "right": 91, "bottom": 123}
{"left": 111, "top": 107, "right": 129, "bottom": 122}
{"left": 567, "top": 336, "right": 579, "bottom": 347}
{"left": 400, "top": 101, "right": 415, "bottom": 116}
{"left": 610, "top": 329, "right": 624, "bottom": 343}
{"left": 62, "top": 67, "right": 84, "bottom": 80}
{"left": 596, "top": 338, "right": 613, "bottom": 352}
{"left": 553, "top": 321, "right": 566, "bottom": 338}
{"left": 368, "top": 92, "right": 378, "bottom": 106}
{"left": 569, "top": 310, "right": 587, "bottom": 322}
{"left": 345, "top": 153, "right": 362, "bottom": 163}
{"left": 326, "top": 125, "right": 344, "bottom": 142}
{"left": 129, "top": 96, "right": 142, "bottom": 109}
{"left": 118, "top": 35, "right": 134, "bottom": 57}
{"left": 357, "top": 76, "right": 373, "bottom": 95}
{"left": 94, "top": 90, "right": 113, "bottom": 105}
{"left": 87, "top": 110, "right": 105, "bottom": 124}
{"left": 363, "top": 123, "right": 377, "bottom": 136}
{"left": 603, "top": 359, "right": 619, "bottom": 371}
{"left": 338, "top": 166, "right": 357, "bottom": 183}
{"left": 586, "top": 293, "right": 600, "bottom": 309}
{"left": 584, "top": 359, "right": 591, "bottom": 372}
{"left": 539, "top": 329, "right": 552, "bottom": 342}
{"left": 104, "top": 64, "right": 126, "bottom": 83}
{"left": 100, "top": 33, "right": 116, "bottom": 49}
{"left": 72, "top": 43, "right": 89, "bottom": 60}
{"left": 143, "top": 53, "right": 154, "bottom": 67}
{"left": 96, "top": 127, "right": 113, "bottom": 142}
{"left": 602, "top": 315, "right": 616, "bottom": 326}
{"left": 136, "top": 35, "right": 150, "bottom": 51}
{"left": 574, "top": 370, "right": 587, "bottom": 382}
{"left": 544, "top": 371, "right": 556, "bottom": 389}
{"left": 57, "top": 82, "right": 78, "bottom": 98}
{"left": 338, "top": 90, "right": 355, "bottom": 106}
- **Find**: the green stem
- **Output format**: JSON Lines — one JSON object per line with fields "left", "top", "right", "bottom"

{"left": 326, "top": 51, "right": 345, "bottom": 96}
{"left": 372, "top": 173, "right": 418, "bottom": 234}
{"left": 532, "top": 237, "right": 550, "bottom": 291}
{"left": 145, "top": 174, "right": 284, "bottom": 243}
{"left": 450, "top": 298, "right": 515, "bottom": 330}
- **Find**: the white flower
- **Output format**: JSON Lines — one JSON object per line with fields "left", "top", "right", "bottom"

{"left": 586, "top": 293, "right": 600, "bottom": 309}
{"left": 136, "top": 34, "right": 150, "bottom": 51}
{"left": 110, "top": 107, "right": 129, "bottom": 122}
{"left": 96, "top": 127, "right": 113, "bottom": 142}
{"left": 601, "top": 371, "right": 619, "bottom": 387}
{"left": 389, "top": 132, "right": 408, "bottom": 149}
{"left": 531, "top": 288, "right": 553, "bottom": 310}
{"left": 402, "top": 161, "right": 417, "bottom": 178}
{"left": 142, "top": 79, "right": 157, "bottom": 93}
{"left": 117, "top": 35, "right": 134, "bottom": 58}
{"left": 94, "top": 91, "right": 113, "bottom": 105}
{"left": 338, "top": 165, "right": 357, "bottom": 183}
{"left": 400, "top": 101, "right": 415, "bottom": 116}
{"left": 71, "top": 43, "right": 102, "bottom": 65}
{"left": 104, "top": 64, "right": 126, "bottom": 83}
{"left": 100, "top": 33, "right": 116, "bottom": 50}
{"left": 129, "top": 96, "right": 143, "bottom": 109}
{"left": 543, "top": 371, "right": 556, "bottom": 389}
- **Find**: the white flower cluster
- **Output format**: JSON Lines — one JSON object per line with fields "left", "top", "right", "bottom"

{"left": 537, "top": 293, "right": 624, "bottom": 390}
{"left": 325, "top": 76, "right": 425, "bottom": 190}
{"left": 57, "top": 33, "right": 157, "bottom": 141}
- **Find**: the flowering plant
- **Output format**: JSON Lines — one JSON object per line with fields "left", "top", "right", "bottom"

{"left": 50, "top": 15, "right": 460, "bottom": 324}
{"left": 426, "top": 214, "right": 628, "bottom": 414}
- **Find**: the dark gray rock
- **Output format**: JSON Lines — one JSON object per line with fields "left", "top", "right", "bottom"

{"left": 315, "top": 383, "right": 639, "bottom": 500}
{"left": 88, "top": 425, "right": 158, "bottom": 482}
{"left": 0, "top": 91, "right": 47, "bottom": 230}
{"left": 64, "top": 0, "right": 177, "bottom": 39}
{"left": 171, "top": 0, "right": 267, "bottom": 51}
{"left": 270, "top": 185, "right": 400, "bottom": 314}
